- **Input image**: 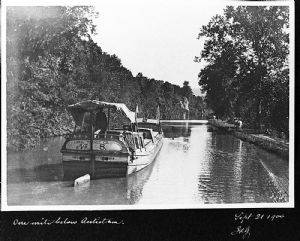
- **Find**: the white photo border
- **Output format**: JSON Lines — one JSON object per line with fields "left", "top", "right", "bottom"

{"left": 1, "top": 0, "right": 295, "bottom": 211}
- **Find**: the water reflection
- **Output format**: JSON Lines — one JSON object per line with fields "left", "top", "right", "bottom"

{"left": 7, "top": 122, "right": 289, "bottom": 205}
{"left": 163, "top": 123, "right": 191, "bottom": 139}
{"left": 8, "top": 154, "right": 157, "bottom": 205}
{"left": 8, "top": 164, "right": 63, "bottom": 183}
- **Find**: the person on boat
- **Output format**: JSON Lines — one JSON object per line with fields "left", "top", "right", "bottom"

{"left": 238, "top": 120, "right": 243, "bottom": 129}
{"left": 95, "top": 108, "right": 108, "bottom": 133}
{"left": 235, "top": 119, "right": 243, "bottom": 130}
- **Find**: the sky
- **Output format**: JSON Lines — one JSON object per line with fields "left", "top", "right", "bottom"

{"left": 92, "top": 0, "right": 226, "bottom": 92}
{"left": 3, "top": 0, "right": 293, "bottom": 93}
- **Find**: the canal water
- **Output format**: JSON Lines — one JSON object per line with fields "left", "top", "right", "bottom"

{"left": 7, "top": 122, "right": 289, "bottom": 206}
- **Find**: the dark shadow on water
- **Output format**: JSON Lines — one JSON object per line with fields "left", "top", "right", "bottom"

{"left": 7, "top": 164, "right": 64, "bottom": 183}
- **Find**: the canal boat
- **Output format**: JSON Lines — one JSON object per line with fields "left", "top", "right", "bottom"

{"left": 61, "top": 100, "right": 164, "bottom": 180}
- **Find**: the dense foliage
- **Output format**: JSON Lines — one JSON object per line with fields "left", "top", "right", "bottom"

{"left": 7, "top": 6, "right": 207, "bottom": 151}
{"left": 197, "top": 6, "right": 289, "bottom": 135}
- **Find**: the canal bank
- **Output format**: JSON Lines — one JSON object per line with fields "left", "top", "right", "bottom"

{"left": 208, "top": 119, "right": 289, "bottom": 159}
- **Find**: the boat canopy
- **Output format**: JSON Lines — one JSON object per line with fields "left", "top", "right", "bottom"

{"left": 67, "top": 100, "right": 136, "bottom": 125}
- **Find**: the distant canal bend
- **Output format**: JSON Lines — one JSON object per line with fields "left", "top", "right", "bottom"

{"left": 7, "top": 121, "right": 288, "bottom": 205}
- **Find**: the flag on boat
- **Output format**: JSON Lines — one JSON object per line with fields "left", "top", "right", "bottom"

{"left": 156, "top": 105, "right": 160, "bottom": 121}
{"left": 136, "top": 105, "right": 139, "bottom": 114}
{"left": 135, "top": 104, "right": 139, "bottom": 122}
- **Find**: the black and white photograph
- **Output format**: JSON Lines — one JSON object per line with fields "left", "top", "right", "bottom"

{"left": 1, "top": 0, "right": 294, "bottom": 212}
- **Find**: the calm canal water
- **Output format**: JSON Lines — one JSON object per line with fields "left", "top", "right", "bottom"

{"left": 7, "top": 122, "right": 289, "bottom": 206}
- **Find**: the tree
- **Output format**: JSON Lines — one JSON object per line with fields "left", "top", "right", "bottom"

{"left": 181, "top": 81, "right": 193, "bottom": 99}
{"left": 6, "top": 6, "right": 98, "bottom": 149}
{"left": 6, "top": 6, "right": 210, "bottom": 151}
{"left": 197, "top": 6, "right": 289, "bottom": 133}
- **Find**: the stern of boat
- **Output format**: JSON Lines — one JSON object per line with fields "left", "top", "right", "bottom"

{"left": 61, "top": 134, "right": 130, "bottom": 179}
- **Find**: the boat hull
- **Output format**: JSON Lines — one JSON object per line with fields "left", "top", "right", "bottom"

{"left": 127, "top": 137, "right": 163, "bottom": 175}
{"left": 62, "top": 138, "right": 163, "bottom": 180}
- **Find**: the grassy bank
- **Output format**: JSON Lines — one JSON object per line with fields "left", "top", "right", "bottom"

{"left": 208, "top": 119, "right": 289, "bottom": 159}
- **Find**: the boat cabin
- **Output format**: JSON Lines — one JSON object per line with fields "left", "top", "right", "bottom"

{"left": 61, "top": 100, "right": 164, "bottom": 179}
{"left": 62, "top": 100, "right": 161, "bottom": 154}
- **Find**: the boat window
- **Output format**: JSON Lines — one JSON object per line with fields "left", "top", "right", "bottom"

{"left": 141, "top": 130, "right": 152, "bottom": 140}
{"left": 140, "top": 137, "right": 144, "bottom": 148}
{"left": 135, "top": 137, "right": 139, "bottom": 149}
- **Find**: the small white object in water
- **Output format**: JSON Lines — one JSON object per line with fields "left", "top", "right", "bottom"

{"left": 43, "top": 146, "right": 48, "bottom": 151}
{"left": 74, "top": 174, "right": 90, "bottom": 186}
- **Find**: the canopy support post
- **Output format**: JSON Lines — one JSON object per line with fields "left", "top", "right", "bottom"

{"left": 90, "top": 115, "right": 95, "bottom": 178}
{"left": 107, "top": 108, "right": 110, "bottom": 130}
